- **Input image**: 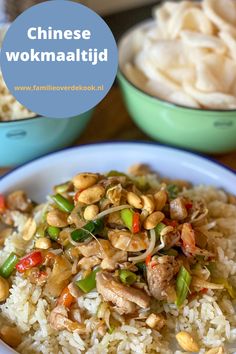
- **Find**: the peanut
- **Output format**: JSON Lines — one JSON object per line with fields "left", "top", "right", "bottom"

{"left": 72, "top": 173, "right": 98, "bottom": 190}
{"left": 22, "top": 217, "right": 37, "bottom": 241}
{"left": 78, "top": 185, "right": 105, "bottom": 204}
{"left": 143, "top": 211, "right": 165, "bottom": 230}
{"left": 176, "top": 331, "right": 199, "bottom": 352}
{"left": 228, "top": 193, "right": 236, "bottom": 205}
{"left": 84, "top": 204, "right": 99, "bottom": 220}
{"left": 35, "top": 237, "right": 52, "bottom": 250}
{"left": 154, "top": 190, "right": 167, "bottom": 211}
{"left": 127, "top": 192, "right": 143, "bottom": 209}
{"left": 141, "top": 195, "right": 155, "bottom": 214}
{"left": 46, "top": 209, "right": 68, "bottom": 227}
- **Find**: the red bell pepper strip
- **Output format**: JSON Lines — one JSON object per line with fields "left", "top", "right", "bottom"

{"left": 0, "top": 194, "right": 6, "bottom": 213}
{"left": 16, "top": 251, "right": 43, "bottom": 273}
{"left": 58, "top": 286, "right": 75, "bottom": 308}
{"left": 145, "top": 254, "right": 151, "bottom": 266}
{"left": 163, "top": 218, "right": 178, "bottom": 228}
{"left": 185, "top": 203, "right": 193, "bottom": 210}
{"left": 132, "top": 212, "right": 140, "bottom": 234}
{"left": 200, "top": 288, "right": 208, "bottom": 294}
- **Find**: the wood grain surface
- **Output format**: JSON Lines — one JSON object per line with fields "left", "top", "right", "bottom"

{"left": 0, "top": 86, "right": 236, "bottom": 177}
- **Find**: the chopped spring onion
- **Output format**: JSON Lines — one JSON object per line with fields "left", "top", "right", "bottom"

{"left": 55, "top": 181, "right": 70, "bottom": 194}
{"left": 108, "top": 327, "right": 115, "bottom": 334}
{"left": 76, "top": 268, "right": 100, "bottom": 293}
{"left": 213, "top": 278, "right": 236, "bottom": 299}
{"left": 51, "top": 194, "right": 74, "bottom": 213}
{"left": 191, "top": 276, "right": 224, "bottom": 290}
{"left": 107, "top": 170, "right": 127, "bottom": 177}
{"left": 167, "top": 184, "right": 180, "bottom": 200}
{"left": 132, "top": 176, "right": 149, "bottom": 191}
{"left": 94, "top": 205, "right": 131, "bottom": 220}
{"left": 128, "top": 228, "right": 156, "bottom": 263}
{"left": 0, "top": 253, "right": 19, "bottom": 278}
{"left": 36, "top": 223, "right": 47, "bottom": 238}
{"left": 206, "top": 262, "right": 216, "bottom": 275}
{"left": 71, "top": 219, "right": 104, "bottom": 242}
{"left": 155, "top": 222, "right": 166, "bottom": 236}
{"left": 120, "top": 209, "right": 140, "bottom": 234}
{"left": 120, "top": 209, "right": 134, "bottom": 231}
{"left": 176, "top": 266, "right": 192, "bottom": 308}
{"left": 119, "top": 269, "right": 137, "bottom": 285}
{"left": 136, "top": 262, "right": 146, "bottom": 272}
{"left": 47, "top": 226, "right": 60, "bottom": 241}
{"left": 162, "top": 248, "right": 178, "bottom": 257}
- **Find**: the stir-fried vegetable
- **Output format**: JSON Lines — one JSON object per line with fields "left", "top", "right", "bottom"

{"left": 71, "top": 219, "right": 104, "bottom": 242}
{"left": 0, "top": 253, "right": 19, "bottom": 278}
{"left": 36, "top": 223, "right": 47, "bottom": 238}
{"left": 47, "top": 226, "right": 60, "bottom": 241}
{"left": 145, "top": 254, "right": 151, "bottom": 266}
{"left": 213, "top": 278, "right": 236, "bottom": 299}
{"left": 132, "top": 212, "right": 140, "bottom": 234}
{"left": 191, "top": 276, "right": 224, "bottom": 290}
{"left": 51, "top": 194, "right": 74, "bottom": 213}
{"left": 120, "top": 209, "right": 140, "bottom": 234}
{"left": 55, "top": 182, "right": 70, "bottom": 194}
{"left": 120, "top": 209, "right": 133, "bottom": 231}
{"left": 76, "top": 268, "right": 100, "bottom": 293}
{"left": 136, "top": 262, "right": 146, "bottom": 272}
{"left": 167, "top": 184, "right": 180, "bottom": 200}
{"left": 44, "top": 255, "right": 72, "bottom": 297}
{"left": 0, "top": 194, "right": 6, "bottom": 213}
{"left": 176, "top": 266, "right": 192, "bottom": 307}
{"left": 155, "top": 222, "right": 166, "bottom": 236}
{"left": 16, "top": 251, "right": 43, "bottom": 273}
{"left": 2, "top": 164, "right": 234, "bottom": 342}
{"left": 119, "top": 269, "right": 137, "bottom": 285}
{"left": 107, "top": 170, "right": 127, "bottom": 177}
{"left": 58, "top": 286, "right": 75, "bottom": 308}
{"left": 162, "top": 249, "right": 178, "bottom": 257}
{"left": 181, "top": 223, "right": 196, "bottom": 254}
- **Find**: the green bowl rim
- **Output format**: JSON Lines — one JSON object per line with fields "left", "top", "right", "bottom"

{"left": 118, "top": 19, "right": 236, "bottom": 114}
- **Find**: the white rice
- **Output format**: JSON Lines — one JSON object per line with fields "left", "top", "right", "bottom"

{"left": 0, "top": 186, "right": 236, "bottom": 353}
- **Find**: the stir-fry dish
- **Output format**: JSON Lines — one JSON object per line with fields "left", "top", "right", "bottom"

{"left": 0, "top": 165, "right": 236, "bottom": 353}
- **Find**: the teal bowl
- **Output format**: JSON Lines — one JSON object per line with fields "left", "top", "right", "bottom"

{"left": 0, "top": 112, "right": 92, "bottom": 167}
{"left": 118, "top": 21, "right": 236, "bottom": 154}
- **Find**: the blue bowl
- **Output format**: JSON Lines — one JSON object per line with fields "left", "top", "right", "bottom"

{"left": 0, "top": 112, "right": 92, "bottom": 167}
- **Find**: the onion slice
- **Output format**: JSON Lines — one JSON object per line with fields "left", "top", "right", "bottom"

{"left": 151, "top": 234, "right": 165, "bottom": 255}
{"left": 128, "top": 228, "right": 156, "bottom": 263}
{"left": 94, "top": 205, "right": 131, "bottom": 220}
{"left": 191, "top": 276, "right": 224, "bottom": 290}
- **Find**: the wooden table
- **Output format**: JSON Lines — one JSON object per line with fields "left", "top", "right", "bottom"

{"left": 0, "top": 85, "right": 236, "bottom": 177}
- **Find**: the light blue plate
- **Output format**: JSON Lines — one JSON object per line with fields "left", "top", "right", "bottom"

{"left": 0, "top": 142, "right": 236, "bottom": 354}
{"left": 1, "top": 141, "right": 236, "bottom": 200}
